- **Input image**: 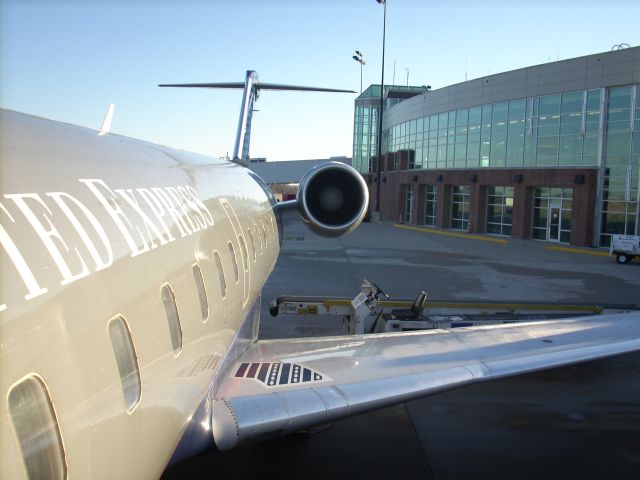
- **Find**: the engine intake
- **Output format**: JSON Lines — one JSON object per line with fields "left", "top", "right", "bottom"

{"left": 296, "top": 161, "right": 369, "bottom": 237}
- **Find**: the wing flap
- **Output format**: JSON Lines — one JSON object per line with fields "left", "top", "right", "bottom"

{"left": 212, "top": 313, "right": 640, "bottom": 450}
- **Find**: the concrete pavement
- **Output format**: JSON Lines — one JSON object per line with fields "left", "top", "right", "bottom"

{"left": 163, "top": 216, "right": 640, "bottom": 480}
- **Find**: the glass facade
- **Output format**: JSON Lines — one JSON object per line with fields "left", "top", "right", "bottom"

{"left": 354, "top": 77, "right": 640, "bottom": 246}
{"left": 353, "top": 104, "right": 378, "bottom": 173}
{"left": 532, "top": 188, "right": 573, "bottom": 243}
{"left": 486, "top": 186, "right": 513, "bottom": 236}
{"left": 353, "top": 85, "right": 427, "bottom": 173}
{"left": 382, "top": 89, "right": 604, "bottom": 170}
{"left": 424, "top": 185, "right": 437, "bottom": 226}
{"left": 599, "top": 86, "right": 640, "bottom": 246}
{"left": 451, "top": 186, "right": 470, "bottom": 230}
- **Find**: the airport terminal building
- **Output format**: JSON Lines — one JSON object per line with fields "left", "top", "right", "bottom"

{"left": 353, "top": 47, "right": 640, "bottom": 247}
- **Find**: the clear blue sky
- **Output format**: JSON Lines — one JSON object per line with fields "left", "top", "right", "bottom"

{"left": 1, "top": 0, "right": 639, "bottom": 161}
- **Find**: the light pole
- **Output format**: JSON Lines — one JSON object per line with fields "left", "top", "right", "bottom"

{"left": 352, "top": 51, "right": 365, "bottom": 94}
{"left": 374, "top": 0, "right": 386, "bottom": 220}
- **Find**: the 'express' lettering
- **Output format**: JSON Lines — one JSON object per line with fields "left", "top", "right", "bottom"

{"left": 0, "top": 179, "right": 216, "bottom": 311}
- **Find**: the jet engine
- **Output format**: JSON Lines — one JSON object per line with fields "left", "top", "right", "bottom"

{"left": 295, "top": 161, "right": 369, "bottom": 237}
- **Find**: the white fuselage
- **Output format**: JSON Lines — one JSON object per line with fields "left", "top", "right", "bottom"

{"left": 0, "top": 110, "right": 279, "bottom": 479}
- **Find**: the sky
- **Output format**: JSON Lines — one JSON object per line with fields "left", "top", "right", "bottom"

{"left": 1, "top": 0, "right": 639, "bottom": 161}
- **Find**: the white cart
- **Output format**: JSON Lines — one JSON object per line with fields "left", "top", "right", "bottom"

{"left": 610, "top": 234, "right": 640, "bottom": 264}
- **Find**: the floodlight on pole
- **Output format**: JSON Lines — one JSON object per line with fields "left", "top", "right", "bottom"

{"left": 352, "top": 51, "right": 365, "bottom": 94}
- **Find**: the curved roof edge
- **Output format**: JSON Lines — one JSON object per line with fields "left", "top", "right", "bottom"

{"left": 381, "top": 46, "right": 640, "bottom": 128}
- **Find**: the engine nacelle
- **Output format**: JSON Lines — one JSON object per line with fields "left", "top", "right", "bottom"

{"left": 296, "top": 161, "right": 369, "bottom": 237}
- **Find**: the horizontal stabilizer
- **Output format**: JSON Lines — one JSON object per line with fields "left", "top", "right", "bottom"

{"left": 253, "top": 83, "right": 355, "bottom": 93}
{"left": 159, "top": 70, "right": 354, "bottom": 165}
{"left": 158, "top": 82, "right": 354, "bottom": 93}
{"left": 159, "top": 82, "right": 246, "bottom": 89}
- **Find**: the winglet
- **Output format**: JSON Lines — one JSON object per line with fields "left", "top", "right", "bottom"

{"left": 98, "top": 104, "right": 115, "bottom": 136}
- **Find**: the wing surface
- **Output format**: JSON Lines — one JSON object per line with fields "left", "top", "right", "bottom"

{"left": 212, "top": 312, "right": 640, "bottom": 450}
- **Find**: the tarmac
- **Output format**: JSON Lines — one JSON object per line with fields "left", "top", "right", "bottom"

{"left": 163, "top": 214, "right": 640, "bottom": 480}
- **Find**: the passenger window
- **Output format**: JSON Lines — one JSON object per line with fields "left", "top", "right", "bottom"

{"left": 238, "top": 235, "right": 249, "bottom": 272}
{"left": 255, "top": 224, "right": 263, "bottom": 251}
{"left": 247, "top": 228, "right": 256, "bottom": 261}
{"left": 192, "top": 264, "right": 209, "bottom": 323}
{"left": 261, "top": 221, "right": 268, "bottom": 246}
{"left": 108, "top": 315, "right": 142, "bottom": 411}
{"left": 228, "top": 241, "right": 239, "bottom": 283}
{"left": 8, "top": 375, "right": 67, "bottom": 480}
{"left": 270, "top": 216, "right": 276, "bottom": 238}
{"left": 267, "top": 216, "right": 274, "bottom": 238}
{"left": 213, "top": 250, "right": 226, "bottom": 298}
{"left": 161, "top": 284, "right": 183, "bottom": 356}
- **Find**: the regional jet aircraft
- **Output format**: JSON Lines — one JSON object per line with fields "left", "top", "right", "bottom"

{"left": 1, "top": 71, "right": 640, "bottom": 479}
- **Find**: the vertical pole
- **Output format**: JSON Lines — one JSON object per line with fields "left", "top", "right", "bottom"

{"left": 375, "top": 1, "right": 386, "bottom": 218}
{"left": 593, "top": 87, "right": 607, "bottom": 246}
{"left": 233, "top": 70, "right": 257, "bottom": 166}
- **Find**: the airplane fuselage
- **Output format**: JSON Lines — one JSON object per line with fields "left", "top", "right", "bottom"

{"left": 1, "top": 110, "right": 279, "bottom": 479}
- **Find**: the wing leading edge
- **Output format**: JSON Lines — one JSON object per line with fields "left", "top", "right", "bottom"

{"left": 211, "top": 312, "right": 640, "bottom": 450}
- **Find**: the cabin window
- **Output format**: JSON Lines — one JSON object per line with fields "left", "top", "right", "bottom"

{"left": 8, "top": 375, "right": 67, "bottom": 480}
{"left": 268, "top": 216, "right": 275, "bottom": 238}
{"left": 255, "top": 224, "right": 264, "bottom": 252}
{"left": 213, "top": 250, "right": 226, "bottom": 298}
{"left": 261, "top": 221, "right": 268, "bottom": 246}
{"left": 192, "top": 264, "right": 209, "bottom": 323}
{"left": 247, "top": 228, "right": 257, "bottom": 261}
{"left": 228, "top": 241, "right": 239, "bottom": 283}
{"left": 161, "top": 284, "right": 183, "bottom": 355}
{"left": 108, "top": 315, "right": 142, "bottom": 411}
{"left": 238, "top": 235, "right": 249, "bottom": 272}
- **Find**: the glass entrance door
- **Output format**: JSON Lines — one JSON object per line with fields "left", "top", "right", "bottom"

{"left": 532, "top": 188, "right": 573, "bottom": 243}
{"left": 548, "top": 203, "right": 561, "bottom": 242}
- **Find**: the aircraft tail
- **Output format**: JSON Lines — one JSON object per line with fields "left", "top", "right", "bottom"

{"left": 159, "top": 71, "right": 354, "bottom": 166}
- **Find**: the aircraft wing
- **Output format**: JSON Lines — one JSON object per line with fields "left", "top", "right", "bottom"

{"left": 212, "top": 312, "right": 640, "bottom": 450}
